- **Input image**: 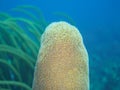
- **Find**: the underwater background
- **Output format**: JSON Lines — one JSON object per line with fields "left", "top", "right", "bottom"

{"left": 0, "top": 0, "right": 120, "bottom": 90}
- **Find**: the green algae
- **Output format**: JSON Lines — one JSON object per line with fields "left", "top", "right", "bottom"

{"left": 0, "top": 5, "right": 46, "bottom": 90}
{"left": 0, "top": 81, "right": 31, "bottom": 90}
{"left": 0, "top": 59, "right": 22, "bottom": 81}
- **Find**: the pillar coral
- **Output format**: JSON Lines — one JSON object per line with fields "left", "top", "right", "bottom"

{"left": 32, "top": 21, "right": 89, "bottom": 90}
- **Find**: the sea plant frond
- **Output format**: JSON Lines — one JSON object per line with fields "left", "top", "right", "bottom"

{"left": 4, "top": 18, "right": 41, "bottom": 41}
{"left": 0, "top": 59, "right": 22, "bottom": 81}
{"left": 0, "top": 45, "right": 35, "bottom": 69}
{"left": 0, "top": 81, "right": 31, "bottom": 90}
{"left": 14, "top": 5, "right": 47, "bottom": 26}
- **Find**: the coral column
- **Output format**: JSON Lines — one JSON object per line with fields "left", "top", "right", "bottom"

{"left": 32, "top": 21, "right": 89, "bottom": 90}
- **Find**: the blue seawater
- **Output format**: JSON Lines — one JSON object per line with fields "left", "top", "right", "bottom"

{"left": 0, "top": 0, "right": 120, "bottom": 90}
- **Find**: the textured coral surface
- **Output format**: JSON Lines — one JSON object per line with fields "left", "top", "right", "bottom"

{"left": 32, "top": 21, "right": 89, "bottom": 90}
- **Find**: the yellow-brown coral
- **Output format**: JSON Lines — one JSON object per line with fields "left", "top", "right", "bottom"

{"left": 32, "top": 21, "right": 89, "bottom": 90}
